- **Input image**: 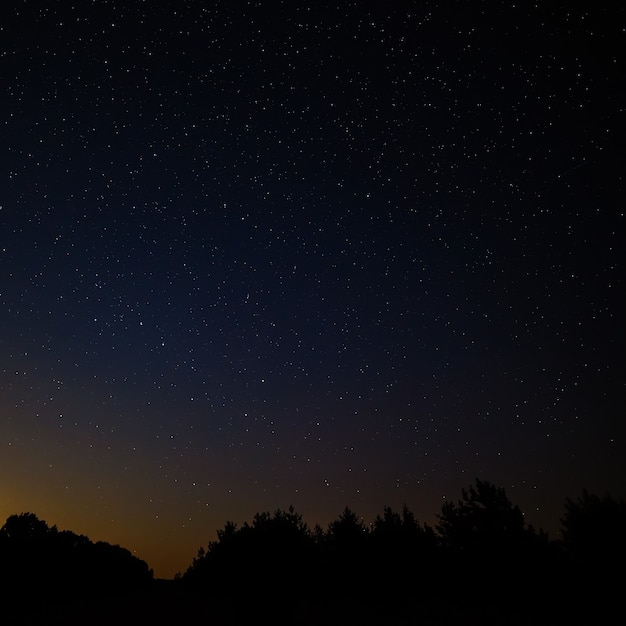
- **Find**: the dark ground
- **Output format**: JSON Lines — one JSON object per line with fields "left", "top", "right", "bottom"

{"left": 6, "top": 578, "right": 602, "bottom": 626}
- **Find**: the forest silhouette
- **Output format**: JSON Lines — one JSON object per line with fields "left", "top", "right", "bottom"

{"left": 2, "top": 479, "right": 623, "bottom": 624}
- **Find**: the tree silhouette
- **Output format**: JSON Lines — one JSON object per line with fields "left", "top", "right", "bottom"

{"left": 326, "top": 506, "right": 367, "bottom": 547}
{"left": 4, "top": 480, "right": 624, "bottom": 624}
{"left": 372, "top": 503, "right": 436, "bottom": 551}
{"left": 0, "top": 512, "right": 53, "bottom": 543}
{"left": 436, "top": 478, "right": 529, "bottom": 553}
{"left": 561, "top": 490, "right": 626, "bottom": 564}
{"left": 369, "top": 505, "right": 438, "bottom": 613}
{"left": 435, "top": 479, "right": 550, "bottom": 622}
{"left": 559, "top": 490, "right": 626, "bottom": 621}
{"left": 0, "top": 512, "right": 152, "bottom": 621}
{"left": 183, "top": 505, "right": 315, "bottom": 605}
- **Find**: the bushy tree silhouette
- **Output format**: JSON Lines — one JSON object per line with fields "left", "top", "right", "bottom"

{"left": 0, "top": 512, "right": 52, "bottom": 543}
{"left": 559, "top": 490, "right": 626, "bottom": 621}
{"left": 182, "top": 484, "right": 626, "bottom": 622}
{"left": 435, "top": 479, "right": 554, "bottom": 622}
{"left": 561, "top": 490, "right": 626, "bottom": 564}
{"left": 4, "top": 479, "right": 623, "bottom": 624}
{"left": 0, "top": 512, "right": 153, "bottom": 621}
{"left": 326, "top": 506, "right": 367, "bottom": 549}
{"left": 372, "top": 504, "right": 437, "bottom": 553}
{"left": 183, "top": 505, "right": 315, "bottom": 606}
{"left": 369, "top": 505, "right": 438, "bottom": 616}
{"left": 436, "top": 478, "right": 528, "bottom": 553}
{"left": 320, "top": 506, "right": 369, "bottom": 598}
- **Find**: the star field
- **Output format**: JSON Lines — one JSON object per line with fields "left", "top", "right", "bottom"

{"left": 1, "top": 1, "right": 624, "bottom": 578}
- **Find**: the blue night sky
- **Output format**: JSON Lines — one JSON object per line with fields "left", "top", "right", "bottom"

{"left": 1, "top": 1, "right": 624, "bottom": 578}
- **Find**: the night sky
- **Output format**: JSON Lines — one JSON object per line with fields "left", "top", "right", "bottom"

{"left": 1, "top": 1, "right": 624, "bottom": 578}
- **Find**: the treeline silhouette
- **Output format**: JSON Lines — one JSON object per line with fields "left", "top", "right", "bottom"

{"left": 0, "top": 512, "right": 153, "bottom": 623}
{"left": 2, "top": 479, "right": 624, "bottom": 624}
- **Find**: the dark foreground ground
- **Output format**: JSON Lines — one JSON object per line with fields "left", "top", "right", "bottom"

{"left": 7, "top": 579, "right": 616, "bottom": 626}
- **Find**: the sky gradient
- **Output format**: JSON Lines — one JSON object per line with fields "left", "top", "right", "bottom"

{"left": 1, "top": 1, "right": 624, "bottom": 578}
